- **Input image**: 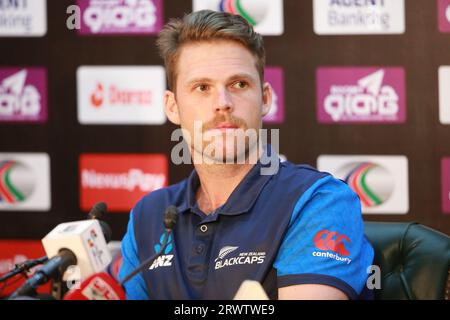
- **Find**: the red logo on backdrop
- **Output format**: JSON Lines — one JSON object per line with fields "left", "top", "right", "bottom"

{"left": 89, "top": 82, "right": 152, "bottom": 109}
{"left": 80, "top": 154, "right": 168, "bottom": 212}
{"left": 314, "top": 230, "right": 351, "bottom": 257}
{"left": 91, "top": 83, "right": 104, "bottom": 108}
{"left": 0, "top": 240, "right": 50, "bottom": 297}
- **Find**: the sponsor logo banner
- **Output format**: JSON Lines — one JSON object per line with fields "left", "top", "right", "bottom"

{"left": 0, "top": 0, "right": 47, "bottom": 37}
{"left": 438, "top": 0, "right": 450, "bottom": 32}
{"left": 441, "top": 158, "right": 450, "bottom": 214}
{"left": 0, "top": 240, "right": 50, "bottom": 297}
{"left": 0, "top": 153, "right": 51, "bottom": 211}
{"left": 193, "top": 0, "right": 284, "bottom": 35}
{"left": 316, "top": 67, "right": 406, "bottom": 124}
{"left": 313, "top": 0, "right": 405, "bottom": 35}
{"left": 77, "top": 0, "right": 163, "bottom": 35}
{"left": 80, "top": 154, "right": 168, "bottom": 212}
{"left": 263, "top": 67, "right": 284, "bottom": 124}
{"left": 77, "top": 66, "right": 166, "bottom": 125}
{"left": 313, "top": 230, "right": 352, "bottom": 264}
{"left": 439, "top": 66, "right": 450, "bottom": 124}
{"left": 0, "top": 68, "right": 47, "bottom": 123}
{"left": 317, "top": 155, "right": 409, "bottom": 214}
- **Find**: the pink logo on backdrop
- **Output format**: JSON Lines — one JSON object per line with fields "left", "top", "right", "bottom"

{"left": 77, "top": 0, "right": 163, "bottom": 35}
{"left": 263, "top": 67, "right": 284, "bottom": 124}
{"left": 316, "top": 67, "right": 406, "bottom": 124}
{"left": 0, "top": 68, "right": 47, "bottom": 123}
{"left": 442, "top": 158, "right": 450, "bottom": 214}
{"left": 438, "top": 0, "right": 450, "bottom": 32}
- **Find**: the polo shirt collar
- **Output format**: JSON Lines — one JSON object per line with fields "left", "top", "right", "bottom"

{"left": 177, "top": 145, "right": 279, "bottom": 216}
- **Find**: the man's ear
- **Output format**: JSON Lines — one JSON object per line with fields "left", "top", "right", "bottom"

{"left": 164, "top": 90, "right": 181, "bottom": 125}
{"left": 261, "top": 82, "right": 273, "bottom": 117}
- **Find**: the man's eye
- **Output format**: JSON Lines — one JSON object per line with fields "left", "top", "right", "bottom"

{"left": 196, "top": 84, "right": 209, "bottom": 92}
{"left": 233, "top": 81, "right": 248, "bottom": 89}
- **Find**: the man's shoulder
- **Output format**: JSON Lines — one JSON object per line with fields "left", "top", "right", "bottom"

{"left": 276, "top": 160, "right": 331, "bottom": 186}
{"left": 274, "top": 160, "right": 354, "bottom": 198}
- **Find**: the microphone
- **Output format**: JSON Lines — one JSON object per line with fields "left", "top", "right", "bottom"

{"left": 63, "top": 272, "right": 126, "bottom": 300}
{"left": 0, "top": 256, "right": 48, "bottom": 283}
{"left": 9, "top": 203, "right": 113, "bottom": 299}
{"left": 89, "top": 202, "right": 112, "bottom": 243}
{"left": 41, "top": 202, "right": 113, "bottom": 281}
{"left": 9, "top": 249, "right": 77, "bottom": 299}
{"left": 63, "top": 205, "right": 178, "bottom": 300}
{"left": 63, "top": 253, "right": 125, "bottom": 300}
{"left": 119, "top": 205, "right": 178, "bottom": 286}
{"left": 88, "top": 201, "right": 107, "bottom": 220}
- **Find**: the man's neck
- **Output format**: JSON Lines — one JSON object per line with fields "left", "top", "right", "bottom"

{"left": 193, "top": 147, "right": 262, "bottom": 215}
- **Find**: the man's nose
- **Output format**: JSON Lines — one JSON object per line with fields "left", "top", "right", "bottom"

{"left": 215, "top": 88, "right": 233, "bottom": 113}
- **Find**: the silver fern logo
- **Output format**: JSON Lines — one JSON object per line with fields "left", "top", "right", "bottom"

{"left": 215, "top": 246, "right": 239, "bottom": 262}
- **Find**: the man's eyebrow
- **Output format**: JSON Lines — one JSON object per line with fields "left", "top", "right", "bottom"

{"left": 227, "top": 73, "right": 257, "bottom": 83}
{"left": 185, "top": 77, "right": 213, "bottom": 87}
{"left": 186, "top": 73, "right": 257, "bottom": 87}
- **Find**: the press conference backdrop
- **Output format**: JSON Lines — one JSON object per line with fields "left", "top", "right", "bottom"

{"left": 0, "top": 0, "right": 450, "bottom": 278}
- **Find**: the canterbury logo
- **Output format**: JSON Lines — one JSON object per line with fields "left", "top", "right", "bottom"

{"left": 314, "top": 230, "right": 351, "bottom": 257}
{"left": 215, "top": 246, "right": 239, "bottom": 262}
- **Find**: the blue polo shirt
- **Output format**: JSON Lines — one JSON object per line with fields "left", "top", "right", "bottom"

{"left": 118, "top": 153, "right": 374, "bottom": 300}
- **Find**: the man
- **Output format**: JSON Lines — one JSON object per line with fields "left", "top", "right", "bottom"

{"left": 118, "top": 10, "right": 374, "bottom": 300}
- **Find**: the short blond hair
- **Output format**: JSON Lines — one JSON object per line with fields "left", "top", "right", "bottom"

{"left": 156, "top": 10, "right": 265, "bottom": 91}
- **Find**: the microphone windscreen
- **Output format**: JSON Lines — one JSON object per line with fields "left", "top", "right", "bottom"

{"left": 164, "top": 205, "right": 178, "bottom": 230}
{"left": 88, "top": 202, "right": 107, "bottom": 220}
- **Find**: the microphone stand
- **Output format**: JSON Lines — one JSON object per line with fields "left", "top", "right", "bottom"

{"left": 119, "top": 205, "right": 178, "bottom": 286}
{"left": 119, "top": 230, "right": 170, "bottom": 286}
{"left": 0, "top": 256, "right": 48, "bottom": 284}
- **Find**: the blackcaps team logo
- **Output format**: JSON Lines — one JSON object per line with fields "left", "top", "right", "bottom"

{"left": 149, "top": 233, "right": 173, "bottom": 270}
{"left": 217, "top": 0, "right": 269, "bottom": 26}
{"left": 214, "top": 246, "right": 266, "bottom": 270}
{"left": 338, "top": 162, "right": 395, "bottom": 209}
{"left": 0, "top": 160, "right": 35, "bottom": 204}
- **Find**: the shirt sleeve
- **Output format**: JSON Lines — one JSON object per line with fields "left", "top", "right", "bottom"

{"left": 273, "top": 175, "right": 374, "bottom": 299}
{"left": 118, "top": 210, "right": 150, "bottom": 300}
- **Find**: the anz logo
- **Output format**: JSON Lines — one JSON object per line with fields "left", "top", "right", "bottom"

{"left": 149, "top": 233, "right": 174, "bottom": 270}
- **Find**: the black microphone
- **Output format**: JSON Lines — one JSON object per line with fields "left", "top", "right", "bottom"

{"left": 9, "top": 249, "right": 77, "bottom": 299}
{"left": 0, "top": 256, "right": 48, "bottom": 283}
{"left": 89, "top": 201, "right": 112, "bottom": 243}
{"left": 88, "top": 201, "right": 107, "bottom": 220}
{"left": 119, "top": 206, "right": 178, "bottom": 286}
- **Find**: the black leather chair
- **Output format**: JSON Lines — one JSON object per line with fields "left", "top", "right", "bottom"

{"left": 364, "top": 222, "right": 450, "bottom": 300}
